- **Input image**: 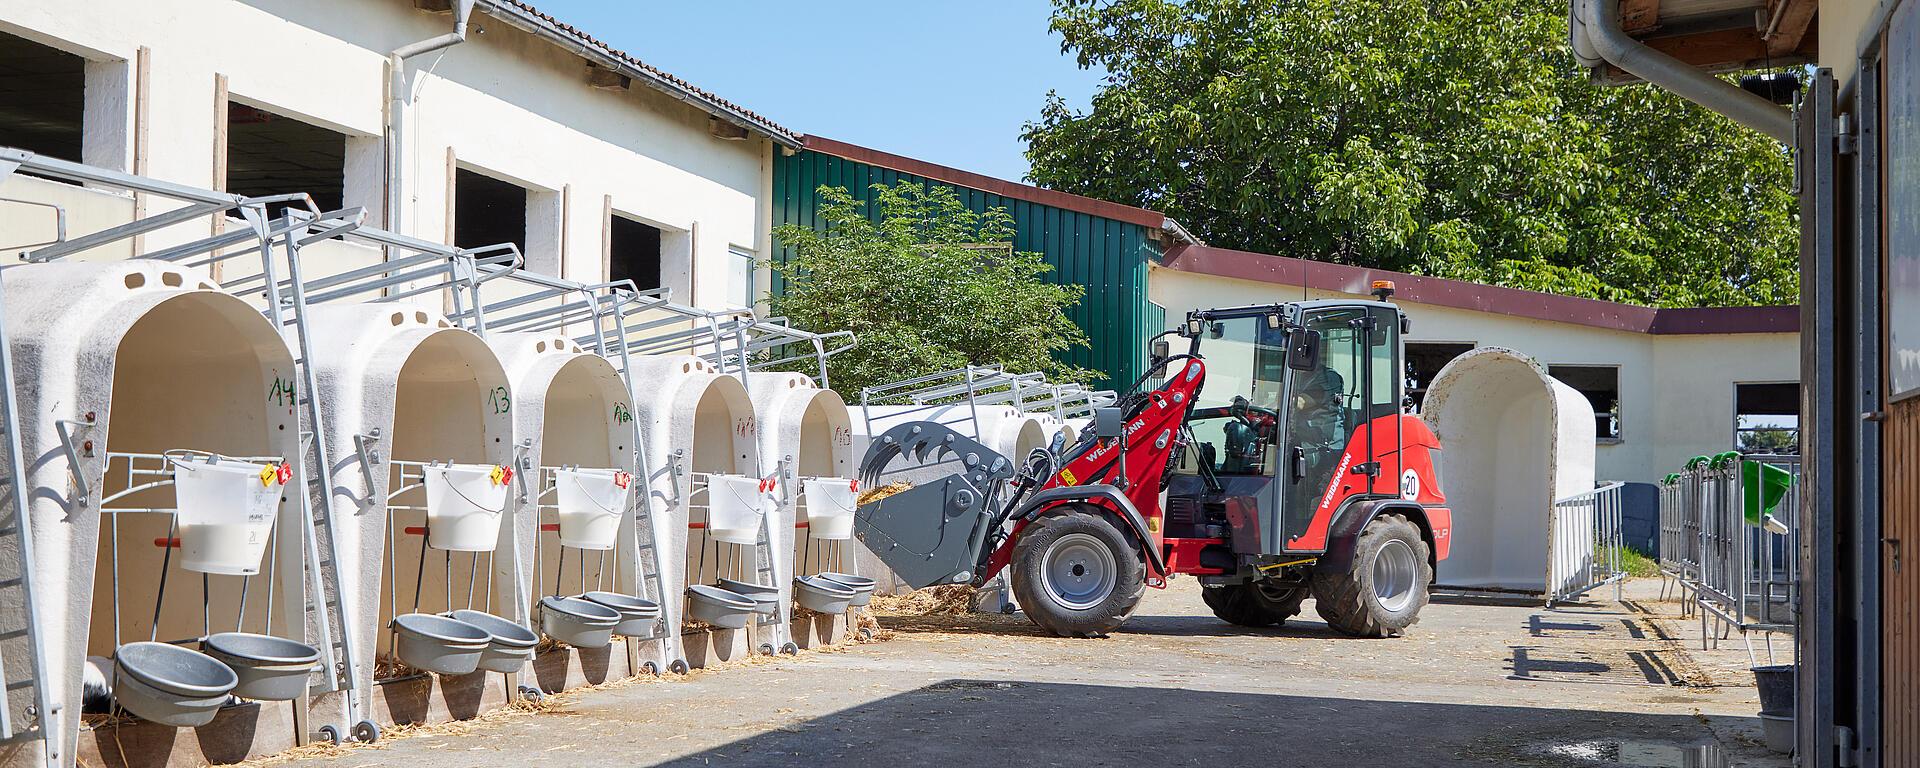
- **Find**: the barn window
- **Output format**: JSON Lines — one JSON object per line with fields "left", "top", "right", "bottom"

{"left": 1548, "top": 364, "right": 1622, "bottom": 441}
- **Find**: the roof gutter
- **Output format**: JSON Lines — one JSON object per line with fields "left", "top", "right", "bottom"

{"left": 1161, "top": 218, "right": 1203, "bottom": 247}
{"left": 1569, "top": 0, "right": 1793, "bottom": 144}
{"left": 474, "top": 1, "right": 801, "bottom": 149}
{"left": 387, "top": 0, "right": 475, "bottom": 239}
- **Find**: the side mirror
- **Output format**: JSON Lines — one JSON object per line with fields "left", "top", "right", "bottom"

{"left": 1093, "top": 407, "right": 1125, "bottom": 440}
{"left": 1150, "top": 338, "right": 1171, "bottom": 368}
{"left": 1286, "top": 329, "right": 1322, "bottom": 372}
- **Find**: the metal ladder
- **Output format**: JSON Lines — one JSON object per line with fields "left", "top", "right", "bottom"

{"left": 746, "top": 461, "right": 792, "bottom": 655}
{"left": 0, "top": 272, "right": 57, "bottom": 767}
{"left": 625, "top": 466, "right": 674, "bottom": 671}
{"left": 247, "top": 209, "right": 370, "bottom": 743}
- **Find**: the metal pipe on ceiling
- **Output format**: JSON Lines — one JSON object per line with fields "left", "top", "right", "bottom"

{"left": 1569, "top": 0, "right": 1794, "bottom": 143}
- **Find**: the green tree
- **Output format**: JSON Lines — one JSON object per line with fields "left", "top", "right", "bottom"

{"left": 1738, "top": 428, "right": 1799, "bottom": 454}
{"left": 1024, "top": 0, "right": 1798, "bottom": 307}
{"left": 768, "top": 182, "right": 1096, "bottom": 393}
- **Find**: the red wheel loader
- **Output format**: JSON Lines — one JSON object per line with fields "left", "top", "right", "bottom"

{"left": 855, "top": 285, "right": 1451, "bottom": 637}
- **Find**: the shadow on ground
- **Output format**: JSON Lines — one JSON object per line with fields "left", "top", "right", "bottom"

{"left": 653, "top": 679, "right": 1750, "bottom": 767}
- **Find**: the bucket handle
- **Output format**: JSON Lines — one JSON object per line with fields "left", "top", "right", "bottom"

{"left": 561, "top": 469, "right": 628, "bottom": 516}
{"left": 428, "top": 464, "right": 511, "bottom": 514}
{"left": 804, "top": 479, "right": 858, "bottom": 516}
{"left": 714, "top": 477, "right": 771, "bottom": 518}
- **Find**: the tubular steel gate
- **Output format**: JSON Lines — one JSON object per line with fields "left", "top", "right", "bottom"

{"left": 1656, "top": 453, "right": 1801, "bottom": 664}
{"left": 1545, "top": 482, "right": 1627, "bottom": 608}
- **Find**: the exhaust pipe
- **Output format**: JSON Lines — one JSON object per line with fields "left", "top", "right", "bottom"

{"left": 1569, "top": 0, "right": 1793, "bottom": 144}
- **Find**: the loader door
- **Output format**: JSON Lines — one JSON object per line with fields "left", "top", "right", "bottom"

{"left": 1276, "top": 308, "right": 1369, "bottom": 553}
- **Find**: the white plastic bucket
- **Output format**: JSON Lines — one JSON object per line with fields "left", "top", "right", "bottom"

{"left": 556, "top": 468, "right": 629, "bottom": 550}
{"left": 801, "top": 477, "right": 858, "bottom": 541}
{"left": 424, "top": 463, "right": 511, "bottom": 552}
{"left": 172, "top": 457, "right": 286, "bottom": 575}
{"left": 706, "top": 474, "right": 769, "bottom": 545}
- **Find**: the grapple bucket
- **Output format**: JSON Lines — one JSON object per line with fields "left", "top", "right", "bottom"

{"left": 855, "top": 421, "right": 1016, "bottom": 589}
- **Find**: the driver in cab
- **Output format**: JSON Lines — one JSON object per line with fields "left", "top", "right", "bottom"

{"left": 1291, "top": 367, "right": 1347, "bottom": 466}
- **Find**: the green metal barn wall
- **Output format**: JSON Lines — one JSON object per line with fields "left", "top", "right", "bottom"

{"left": 772, "top": 149, "right": 1161, "bottom": 389}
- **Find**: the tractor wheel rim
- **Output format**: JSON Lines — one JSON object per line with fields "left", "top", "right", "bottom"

{"left": 1040, "top": 533, "right": 1117, "bottom": 611}
{"left": 1372, "top": 538, "right": 1418, "bottom": 613}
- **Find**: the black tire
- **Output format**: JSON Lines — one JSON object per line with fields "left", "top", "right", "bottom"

{"left": 1010, "top": 509, "right": 1146, "bottom": 637}
{"left": 1311, "top": 514, "right": 1432, "bottom": 637}
{"left": 1202, "top": 580, "right": 1309, "bottom": 627}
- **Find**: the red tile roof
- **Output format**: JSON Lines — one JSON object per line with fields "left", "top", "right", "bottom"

{"left": 479, "top": 0, "right": 800, "bottom": 146}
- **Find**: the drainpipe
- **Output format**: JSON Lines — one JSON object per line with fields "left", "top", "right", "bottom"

{"left": 387, "top": 0, "right": 476, "bottom": 237}
{"left": 1570, "top": 0, "right": 1793, "bottom": 144}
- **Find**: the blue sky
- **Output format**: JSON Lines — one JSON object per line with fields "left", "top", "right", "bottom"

{"left": 523, "top": 1, "right": 1106, "bottom": 183}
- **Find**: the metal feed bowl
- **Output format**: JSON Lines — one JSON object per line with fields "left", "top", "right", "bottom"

{"left": 794, "top": 575, "right": 857, "bottom": 615}
{"left": 539, "top": 596, "right": 620, "bottom": 649}
{"left": 715, "top": 578, "right": 780, "bottom": 616}
{"left": 202, "top": 632, "right": 321, "bottom": 702}
{"left": 816, "top": 572, "right": 877, "bottom": 607}
{"left": 580, "top": 591, "right": 662, "bottom": 636}
{"left": 447, "top": 609, "right": 540, "bottom": 674}
{"left": 112, "top": 642, "right": 239, "bottom": 727}
{"left": 685, "top": 585, "right": 757, "bottom": 629}
{"left": 390, "top": 613, "right": 491, "bottom": 676}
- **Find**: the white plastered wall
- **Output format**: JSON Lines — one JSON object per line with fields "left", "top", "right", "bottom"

{"left": 298, "top": 304, "right": 513, "bottom": 717}
{"left": 1151, "top": 268, "right": 1799, "bottom": 484}
{"left": 0, "top": 261, "right": 303, "bottom": 762}
{"left": 486, "top": 332, "right": 655, "bottom": 668}
{"left": 0, "top": 0, "right": 770, "bottom": 305}
{"left": 1420, "top": 348, "right": 1597, "bottom": 591}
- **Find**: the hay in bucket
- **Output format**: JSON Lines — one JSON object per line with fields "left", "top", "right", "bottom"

{"left": 856, "top": 481, "right": 912, "bottom": 505}
{"left": 867, "top": 584, "right": 977, "bottom": 616}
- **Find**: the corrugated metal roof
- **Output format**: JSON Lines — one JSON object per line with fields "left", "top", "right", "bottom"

{"left": 476, "top": 0, "right": 800, "bottom": 147}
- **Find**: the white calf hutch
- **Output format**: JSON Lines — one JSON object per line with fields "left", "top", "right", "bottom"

{"left": 299, "top": 304, "right": 524, "bottom": 724}
{"left": 745, "top": 371, "right": 861, "bottom": 648}
{"left": 625, "top": 355, "right": 775, "bottom": 666}
{"left": 487, "top": 331, "right": 667, "bottom": 688}
{"left": 3, "top": 261, "right": 334, "bottom": 762}
{"left": 1421, "top": 347, "right": 1598, "bottom": 593}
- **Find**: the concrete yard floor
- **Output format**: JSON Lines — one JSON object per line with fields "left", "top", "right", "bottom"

{"left": 291, "top": 579, "right": 1790, "bottom": 767}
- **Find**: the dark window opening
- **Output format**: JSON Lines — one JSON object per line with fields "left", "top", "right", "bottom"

{"left": 1735, "top": 382, "right": 1800, "bottom": 454}
{"left": 0, "top": 31, "right": 85, "bottom": 162}
{"left": 608, "top": 214, "right": 662, "bottom": 291}
{"left": 1405, "top": 342, "right": 1475, "bottom": 412}
{"left": 454, "top": 168, "right": 526, "bottom": 253}
{"left": 1548, "top": 365, "right": 1622, "bottom": 440}
{"left": 225, "top": 103, "right": 345, "bottom": 216}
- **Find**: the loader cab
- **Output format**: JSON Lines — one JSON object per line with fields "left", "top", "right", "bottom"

{"left": 1171, "top": 301, "right": 1404, "bottom": 559}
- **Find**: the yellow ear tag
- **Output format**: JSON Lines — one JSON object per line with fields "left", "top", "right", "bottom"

{"left": 489, "top": 465, "right": 506, "bottom": 485}
{"left": 259, "top": 466, "right": 277, "bottom": 488}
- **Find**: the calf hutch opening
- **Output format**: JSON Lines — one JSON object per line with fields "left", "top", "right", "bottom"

{"left": 1421, "top": 347, "right": 1597, "bottom": 593}
{"left": 629, "top": 356, "right": 771, "bottom": 666}
{"left": 301, "top": 305, "right": 520, "bottom": 726}
{"left": 489, "top": 332, "right": 664, "bottom": 688}
{"left": 745, "top": 372, "right": 859, "bottom": 647}
{"left": 2, "top": 262, "right": 328, "bottom": 762}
